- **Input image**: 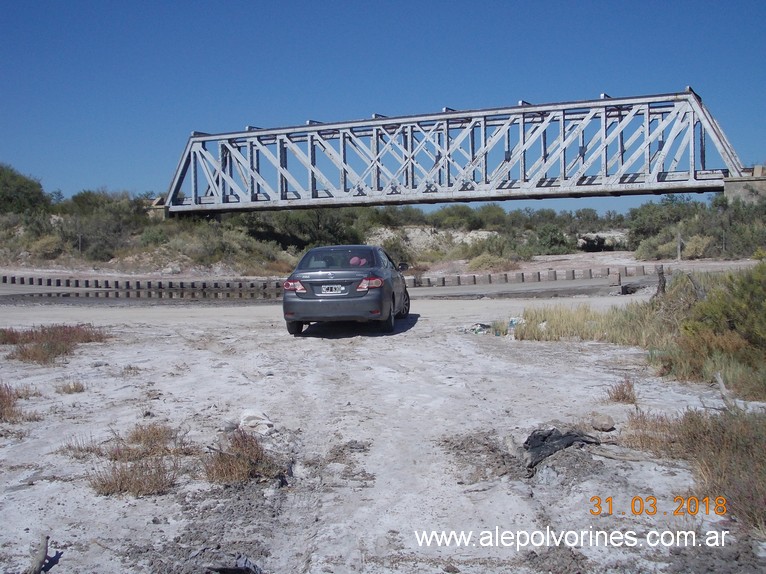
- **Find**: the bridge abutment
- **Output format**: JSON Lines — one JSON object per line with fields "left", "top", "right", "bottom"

{"left": 724, "top": 166, "right": 766, "bottom": 203}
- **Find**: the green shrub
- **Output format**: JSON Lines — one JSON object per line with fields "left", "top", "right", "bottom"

{"left": 21, "top": 211, "right": 55, "bottom": 240}
{"left": 685, "top": 264, "right": 766, "bottom": 349}
{"left": 674, "top": 263, "right": 766, "bottom": 397}
{"left": 29, "top": 234, "right": 65, "bottom": 259}
{"left": 427, "top": 205, "right": 482, "bottom": 230}
{"left": 531, "top": 223, "right": 575, "bottom": 254}
{"left": 381, "top": 235, "right": 413, "bottom": 266}
{"left": 53, "top": 190, "right": 149, "bottom": 261}
{"left": 515, "top": 265, "right": 766, "bottom": 400}
{"left": 140, "top": 225, "right": 169, "bottom": 247}
{"left": 0, "top": 164, "right": 51, "bottom": 214}
{"left": 635, "top": 234, "right": 677, "bottom": 260}
{"left": 683, "top": 234, "right": 714, "bottom": 259}
{"left": 466, "top": 253, "right": 519, "bottom": 272}
{"left": 641, "top": 269, "right": 765, "bottom": 395}
{"left": 627, "top": 196, "right": 705, "bottom": 249}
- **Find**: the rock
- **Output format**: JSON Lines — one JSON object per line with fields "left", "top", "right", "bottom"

{"left": 239, "top": 410, "right": 275, "bottom": 435}
{"left": 591, "top": 414, "right": 615, "bottom": 432}
{"left": 219, "top": 419, "right": 239, "bottom": 432}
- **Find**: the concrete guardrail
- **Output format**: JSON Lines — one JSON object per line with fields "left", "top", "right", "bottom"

{"left": 1, "top": 265, "right": 652, "bottom": 298}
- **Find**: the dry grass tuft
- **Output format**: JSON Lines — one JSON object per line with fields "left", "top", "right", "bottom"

{"left": 104, "top": 423, "right": 200, "bottom": 462}
{"left": 121, "top": 364, "right": 142, "bottom": 377}
{"left": 59, "top": 435, "right": 105, "bottom": 459}
{"left": 1, "top": 324, "right": 107, "bottom": 364}
{"left": 89, "top": 457, "right": 178, "bottom": 496}
{"left": 11, "top": 341, "right": 73, "bottom": 363}
{"left": 606, "top": 377, "right": 637, "bottom": 404}
{"left": 0, "top": 383, "right": 23, "bottom": 423}
{"left": 55, "top": 379, "right": 86, "bottom": 394}
{"left": 127, "top": 422, "right": 176, "bottom": 446}
{"left": 65, "top": 422, "right": 286, "bottom": 496}
{"left": 622, "top": 410, "right": 683, "bottom": 454}
{"left": 624, "top": 408, "right": 766, "bottom": 532}
{"left": 65, "top": 422, "right": 201, "bottom": 496}
{"left": 491, "top": 320, "right": 508, "bottom": 336}
{"left": 11, "top": 384, "right": 42, "bottom": 400}
{"left": 0, "top": 383, "right": 43, "bottom": 423}
{"left": 512, "top": 302, "right": 665, "bottom": 348}
{"left": 204, "top": 428, "right": 282, "bottom": 484}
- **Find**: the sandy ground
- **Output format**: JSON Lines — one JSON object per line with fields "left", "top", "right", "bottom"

{"left": 1, "top": 270, "right": 765, "bottom": 573}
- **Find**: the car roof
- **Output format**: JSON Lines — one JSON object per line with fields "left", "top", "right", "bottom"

{"left": 304, "top": 245, "right": 379, "bottom": 256}
{"left": 307, "top": 245, "right": 376, "bottom": 250}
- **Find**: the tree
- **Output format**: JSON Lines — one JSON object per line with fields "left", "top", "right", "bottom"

{"left": 0, "top": 163, "right": 51, "bottom": 214}
{"left": 574, "top": 208, "right": 600, "bottom": 232}
{"left": 428, "top": 205, "right": 482, "bottom": 230}
{"left": 528, "top": 208, "right": 558, "bottom": 229}
{"left": 534, "top": 223, "right": 575, "bottom": 254}
{"left": 475, "top": 203, "right": 508, "bottom": 230}
{"left": 626, "top": 195, "right": 705, "bottom": 249}
{"left": 603, "top": 209, "right": 625, "bottom": 228}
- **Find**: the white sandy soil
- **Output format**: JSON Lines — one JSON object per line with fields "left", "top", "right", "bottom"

{"left": 1, "top": 284, "right": 764, "bottom": 573}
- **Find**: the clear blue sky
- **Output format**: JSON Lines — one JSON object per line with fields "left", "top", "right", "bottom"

{"left": 2, "top": 0, "right": 764, "bottom": 214}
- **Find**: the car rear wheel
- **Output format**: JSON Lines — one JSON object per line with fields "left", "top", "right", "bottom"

{"left": 286, "top": 321, "right": 304, "bottom": 336}
{"left": 396, "top": 289, "right": 410, "bottom": 319}
{"left": 380, "top": 298, "right": 395, "bottom": 333}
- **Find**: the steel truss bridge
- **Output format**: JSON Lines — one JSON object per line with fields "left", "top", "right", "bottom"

{"left": 164, "top": 87, "right": 747, "bottom": 214}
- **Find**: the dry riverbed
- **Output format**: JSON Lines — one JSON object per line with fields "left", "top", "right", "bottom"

{"left": 1, "top": 291, "right": 764, "bottom": 573}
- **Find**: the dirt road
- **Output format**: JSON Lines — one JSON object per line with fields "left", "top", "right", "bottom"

{"left": 1, "top": 296, "right": 763, "bottom": 573}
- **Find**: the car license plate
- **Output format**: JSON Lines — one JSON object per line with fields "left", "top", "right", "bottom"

{"left": 321, "top": 284, "right": 342, "bottom": 294}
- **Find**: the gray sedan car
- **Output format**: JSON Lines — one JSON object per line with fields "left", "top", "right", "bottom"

{"left": 282, "top": 245, "right": 410, "bottom": 336}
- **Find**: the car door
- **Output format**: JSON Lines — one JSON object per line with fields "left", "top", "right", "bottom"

{"left": 378, "top": 248, "right": 405, "bottom": 311}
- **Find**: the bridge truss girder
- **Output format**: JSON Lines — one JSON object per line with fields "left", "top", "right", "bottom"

{"left": 165, "top": 88, "right": 745, "bottom": 213}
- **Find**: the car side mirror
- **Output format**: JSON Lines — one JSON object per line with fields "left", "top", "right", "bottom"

{"left": 398, "top": 262, "right": 409, "bottom": 271}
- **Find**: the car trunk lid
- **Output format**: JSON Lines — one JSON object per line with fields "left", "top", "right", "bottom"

{"left": 294, "top": 271, "right": 369, "bottom": 299}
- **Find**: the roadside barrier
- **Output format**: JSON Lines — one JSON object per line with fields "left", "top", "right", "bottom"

{"left": 404, "top": 265, "right": 648, "bottom": 288}
{"left": 1, "top": 265, "right": 652, "bottom": 297}
{"left": 0, "top": 275, "right": 283, "bottom": 299}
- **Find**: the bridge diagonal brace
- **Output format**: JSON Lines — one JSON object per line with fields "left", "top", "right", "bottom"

{"left": 193, "top": 144, "right": 248, "bottom": 203}
{"left": 250, "top": 138, "right": 308, "bottom": 201}
{"left": 280, "top": 135, "right": 341, "bottom": 197}
{"left": 566, "top": 104, "right": 642, "bottom": 183}
{"left": 311, "top": 132, "right": 364, "bottom": 193}
{"left": 223, "top": 141, "right": 277, "bottom": 201}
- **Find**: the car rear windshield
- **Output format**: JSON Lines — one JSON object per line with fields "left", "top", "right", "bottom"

{"left": 298, "top": 248, "right": 376, "bottom": 270}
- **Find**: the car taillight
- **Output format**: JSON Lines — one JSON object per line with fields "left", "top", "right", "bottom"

{"left": 357, "top": 277, "right": 384, "bottom": 291}
{"left": 283, "top": 279, "right": 306, "bottom": 293}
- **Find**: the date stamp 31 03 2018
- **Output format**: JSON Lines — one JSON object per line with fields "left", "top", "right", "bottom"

{"left": 589, "top": 495, "right": 727, "bottom": 517}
